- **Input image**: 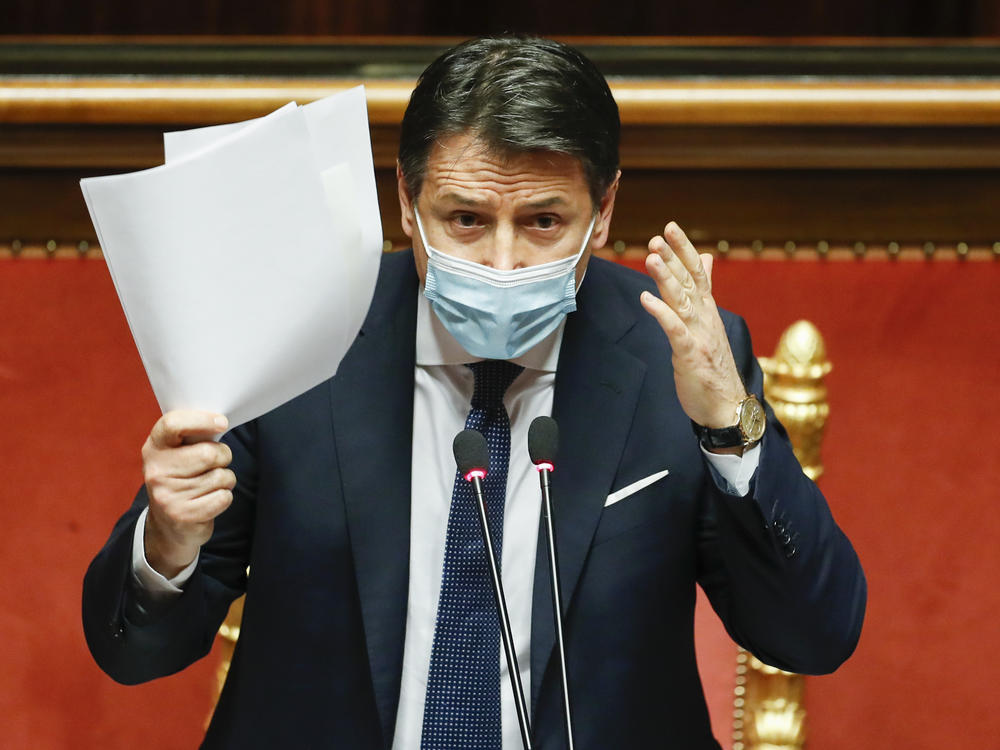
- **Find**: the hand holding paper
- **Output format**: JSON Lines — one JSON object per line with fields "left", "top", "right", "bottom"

{"left": 141, "top": 410, "right": 234, "bottom": 579}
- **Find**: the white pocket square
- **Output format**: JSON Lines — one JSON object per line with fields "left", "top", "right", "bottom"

{"left": 604, "top": 469, "right": 670, "bottom": 507}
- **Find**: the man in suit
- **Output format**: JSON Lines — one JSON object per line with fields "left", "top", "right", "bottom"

{"left": 83, "top": 37, "right": 866, "bottom": 749}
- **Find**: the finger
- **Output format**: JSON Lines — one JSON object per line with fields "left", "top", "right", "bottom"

{"left": 150, "top": 410, "right": 228, "bottom": 449}
{"left": 169, "top": 487, "right": 235, "bottom": 525}
{"left": 648, "top": 235, "right": 698, "bottom": 298}
{"left": 151, "top": 440, "right": 233, "bottom": 479}
{"left": 640, "top": 290, "right": 695, "bottom": 354}
{"left": 663, "top": 222, "right": 710, "bottom": 296}
{"left": 645, "top": 253, "right": 698, "bottom": 323}
{"left": 150, "top": 466, "right": 237, "bottom": 500}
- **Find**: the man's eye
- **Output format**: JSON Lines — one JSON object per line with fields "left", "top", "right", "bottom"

{"left": 455, "top": 214, "right": 478, "bottom": 228}
{"left": 535, "top": 215, "right": 557, "bottom": 229}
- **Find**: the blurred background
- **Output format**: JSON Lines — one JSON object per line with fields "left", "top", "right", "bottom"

{"left": 5, "top": 0, "right": 1000, "bottom": 36}
{"left": 2, "top": 2, "right": 998, "bottom": 748}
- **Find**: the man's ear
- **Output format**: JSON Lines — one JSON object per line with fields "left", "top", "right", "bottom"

{"left": 591, "top": 170, "right": 621, "bottom": 250}
{"left": 397, "top": 162, "right": 415, "bottom": 240}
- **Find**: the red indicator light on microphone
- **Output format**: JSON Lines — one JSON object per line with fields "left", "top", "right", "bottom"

{"left": 464, "top": 468, "right": 487, "bottom": 482}
{"left": 534, "top": 462, "right": 554, "bottom": 473}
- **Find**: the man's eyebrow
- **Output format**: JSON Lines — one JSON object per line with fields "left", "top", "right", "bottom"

{"left": 524, "top": 196, "right": 567, "bottom": 209}
{"left": 438, "top": 192, "right": 486, "bottom": 207}
{"left": 436, "top": 193, "right": 568, "bottom": 210}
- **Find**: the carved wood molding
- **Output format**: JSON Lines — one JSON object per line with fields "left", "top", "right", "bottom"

{"left": 3, "top": 241, "right": 999, "bottom": 262}
{"left": 4, "top": 77, "right": 1000, "bottom": 126}
{"left": 593, "top": 242, "right": 1000, "bottom": 263}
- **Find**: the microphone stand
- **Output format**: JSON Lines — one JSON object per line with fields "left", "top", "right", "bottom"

{"left": 536, "top": 462, "right": 575, "bottom": 750}
{"left": 467, "top": 470, "right": 533, "bottom": 750}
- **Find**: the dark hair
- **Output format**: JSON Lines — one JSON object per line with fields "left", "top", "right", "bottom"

{"left": 398, "top": 36, "right": 620, "bottom": 206}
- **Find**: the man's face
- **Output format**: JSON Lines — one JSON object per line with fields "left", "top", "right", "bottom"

{"left": 398, "top": 133, "right": 618, "bottom": 287}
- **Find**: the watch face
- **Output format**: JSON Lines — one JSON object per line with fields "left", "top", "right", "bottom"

{"left": 739, "top": 396, "right": 766, "bottom": 443}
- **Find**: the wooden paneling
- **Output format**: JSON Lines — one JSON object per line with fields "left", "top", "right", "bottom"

{"left": 1, "top": 39, "right": 998, "bottom": 249}
{"left": 620, "top": 125, "right": 1000, "bottom": 169}
{"left": 5, "top": 38, "right": 1000, "bottom": 79}
{"left": 6, "top": 164, "right": 996, "bottom": 251}
{"left": 7, "top": 122, "right": 1000, "bottom": 173}
{"left": 5, "top": 78, "right": 1000, "bottom": 126}
{"left": 607, "top": 169, "right": 1000, "bottom": 245}
{"left": 2, "top": 0, "right": 998, "bottom": 36}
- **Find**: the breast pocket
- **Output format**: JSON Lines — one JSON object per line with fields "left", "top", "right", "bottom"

{"left": 593, "top": 469, "right": 672, "bottom": 547}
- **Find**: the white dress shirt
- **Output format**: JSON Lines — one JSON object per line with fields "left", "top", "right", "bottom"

{"left": 391, "top": 292, "right": 564, "bottom": 748}
{"left": 132, "top": 290, "right": 759, "bottom": 749}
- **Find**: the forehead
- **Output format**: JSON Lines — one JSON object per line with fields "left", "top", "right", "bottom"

{"left": 421, "top": 133, "right": 590, "bottom": 208}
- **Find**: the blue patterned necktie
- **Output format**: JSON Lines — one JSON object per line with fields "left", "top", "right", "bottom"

{"left": 421, "top": 359, "right": 525, "bottom": 750}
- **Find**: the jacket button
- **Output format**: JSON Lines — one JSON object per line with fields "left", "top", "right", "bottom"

{"left": 784, "top": 545, "right": 798, "bottom": 559}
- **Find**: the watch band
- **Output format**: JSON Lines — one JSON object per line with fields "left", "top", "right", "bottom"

{"left": 690, "top": 419, "right": 745, "bottom": 450}
{"left": 691, "top": 394, "right": 766, "bottom": 449}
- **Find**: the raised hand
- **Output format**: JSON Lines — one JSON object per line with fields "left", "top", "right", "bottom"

{"left": 639, "top": 221, "right": 747, "bottom": 434}
{"left": 141, "top": 410, "right": 235, "bottom": 578}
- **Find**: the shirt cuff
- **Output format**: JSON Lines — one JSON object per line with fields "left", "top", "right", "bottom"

{"left": 700, "top": 442, "right": 761, "bottom": 497}
{"left": 131, "top": 506, "right": 198, "bottom": 597}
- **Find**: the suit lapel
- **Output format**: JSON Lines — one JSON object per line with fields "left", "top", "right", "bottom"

{"left": 330, "top": 252, "right": 418, "bottom": 748}
{"left": 530, "top": 260, "right": 648, "bottom": 714}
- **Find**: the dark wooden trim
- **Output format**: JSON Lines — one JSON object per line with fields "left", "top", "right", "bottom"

{"left": 3, "top": 37, "right": 1000, "bottom": 77}
{"left": 3, "top": 78, "right": 1000, "bottom": 126}
{"left": 2, "top": 39, "right": 998, "bottom": 249}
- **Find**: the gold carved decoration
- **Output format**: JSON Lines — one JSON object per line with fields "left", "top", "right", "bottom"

{"left": 733, "top": 651, "right": 806, "bottom": 750}
{"left": 733, "top": 320, "right": 832, "bottom": 750}
{"left": 208, "top": 583, "right": 245, "bottom": 726}
{"left": 759, "top": 320, "right": 832, "bottom": 481}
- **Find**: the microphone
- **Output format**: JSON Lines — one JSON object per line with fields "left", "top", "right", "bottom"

{"left": 528, "top": 416, "right": 575, "bottom": 750}
{"left": 528, "top": 414, "right": 559, "bottom": 473}
{"left": 452, "top": 429, "right": 533, "bottom": 750}
{"left": 453, "top": 427, "right": 489, "bottom": 481}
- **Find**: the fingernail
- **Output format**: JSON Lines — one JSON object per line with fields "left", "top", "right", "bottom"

{"left": 214, "top": 416, "right": 228, "bottom": 429}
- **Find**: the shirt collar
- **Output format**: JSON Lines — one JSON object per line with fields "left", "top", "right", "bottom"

{"left": 415, "top": 289, "right": 563, "bottom": 372}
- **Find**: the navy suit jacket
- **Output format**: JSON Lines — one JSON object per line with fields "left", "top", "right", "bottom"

{"left": 83, "top": 250, "right": 866, "bottom": 749}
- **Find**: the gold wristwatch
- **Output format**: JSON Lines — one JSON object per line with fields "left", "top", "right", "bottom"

{"left": 691, "top": 394, "right": 766, "bottom": 449}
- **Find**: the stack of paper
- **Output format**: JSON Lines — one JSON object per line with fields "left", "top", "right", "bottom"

{"left": 81, "top": 86, "right": 382, "bottom": 431}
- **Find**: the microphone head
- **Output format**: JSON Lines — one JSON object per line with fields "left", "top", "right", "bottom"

{"left": 453, "top": 429, "right": 489, "bottom": 477}
{"left": 528, "top": 416, "right": 559, "bottom": 465}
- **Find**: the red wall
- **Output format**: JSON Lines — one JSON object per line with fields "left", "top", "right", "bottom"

{"left": 1, "top": 256, "right": 997, "bottom": 748}
{"left": 677, "top": 256, "right": 1000, "bottom": 749}
{"left": 0, "top": 262, "right": 213, "bottom": 748}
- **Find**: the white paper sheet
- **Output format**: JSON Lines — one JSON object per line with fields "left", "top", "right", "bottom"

{"left": 163, "top": 87, "right": 382, "bottom": 349}
{"left": 81, "top": 88, "right": 383, "bottom": 430}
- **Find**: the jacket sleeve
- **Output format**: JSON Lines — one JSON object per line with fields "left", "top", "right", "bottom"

{"left": 696, "top": 314, "right": 867, "bottom": 675}
{"left": 81, "top": 421, "right": 258, "bottom": 685}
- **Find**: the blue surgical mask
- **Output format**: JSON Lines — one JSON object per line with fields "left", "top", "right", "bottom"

{"left": 415, "top": 209, "right": 596, "bottom": 360}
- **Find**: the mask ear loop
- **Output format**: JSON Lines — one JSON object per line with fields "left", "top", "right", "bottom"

{"left": 582, "top": 212, "right": 598, "bottom": 250}
{"left": 413, "top": 207, "right": 433, "bottom": 255}
{"left": 573, "top": 213, "right": 599, "bottom": 292}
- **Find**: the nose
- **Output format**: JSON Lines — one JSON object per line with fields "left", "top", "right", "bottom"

{"left": 483, "top": 223, "right": 518, "bottom": 270}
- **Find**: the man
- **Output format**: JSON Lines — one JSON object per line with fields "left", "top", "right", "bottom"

{"left": 83, "top": 36, "right": 866, "bottom": 749}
